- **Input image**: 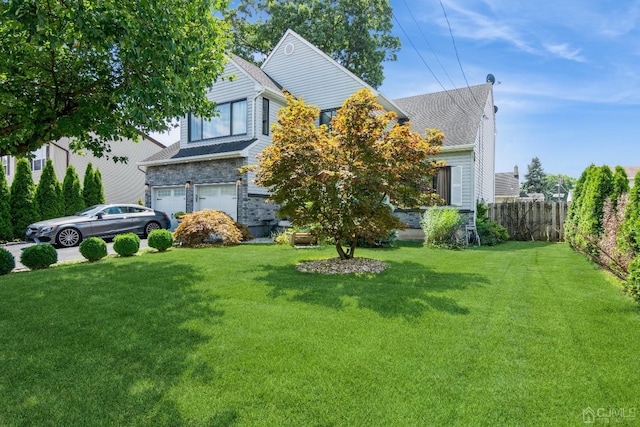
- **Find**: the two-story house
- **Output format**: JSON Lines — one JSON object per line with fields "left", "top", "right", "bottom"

{"left": 2, "top": 134, "right": 165, "bottom": 205}
{"left": 139, "top": 29, "right": 496, "bottom": 235}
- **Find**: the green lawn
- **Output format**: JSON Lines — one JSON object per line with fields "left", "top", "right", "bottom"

{"left": 0, "top": 242, "right": 638, "bottom": 426}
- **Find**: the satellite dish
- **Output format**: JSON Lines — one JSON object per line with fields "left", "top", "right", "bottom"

{"left": 486, "top": 74, "right": 496, "bottom": 85}
{"left": 494, "top": 105, "right": 498, "bottom": 114}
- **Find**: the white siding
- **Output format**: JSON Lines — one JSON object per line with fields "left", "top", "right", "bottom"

{"left": 435, "top": 150, "right": 475, "bottom": 211}
{"left": 6, "top": 136, "right": 164, "bottom": 204}
{"left": 180, "top": 61, "right": 258, "bottom": 149}
{"left": 247, "top": 95, "right": 285, "bottom": 196}
{"left": 262, "top": 33, "right": 368, "bottom": 111}
{"left": 474, "top": 92, "right": 496, "bottom": 204}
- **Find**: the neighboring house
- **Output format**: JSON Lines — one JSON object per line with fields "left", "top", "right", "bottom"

{"left": 393, "top": 83, "right": 496, "bottom": 227}
{"left": 139, "top": 29, "right": 496, "bottom": 235}
{"left": 494, "top": 166, "right": 521, "bottom": 202}
{"left": 2, "top": 134, "right": 165, "bottom": 205}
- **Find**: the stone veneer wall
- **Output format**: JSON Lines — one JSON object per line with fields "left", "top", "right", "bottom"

{"left": 145, "top": 157, "right": 278, "bottom": 236}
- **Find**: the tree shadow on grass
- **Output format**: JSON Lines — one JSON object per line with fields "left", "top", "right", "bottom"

{"left": 0, "top": 259, "right": 236, "bottom": 426}
{"left": 257, "top": 260, "right": 489, "bottom": 320}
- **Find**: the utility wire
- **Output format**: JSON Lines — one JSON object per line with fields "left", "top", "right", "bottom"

{"left": 400, "top": 0, "right": 457, "bottom": 90}
{"left": 391, "top": 11, "right": 471, "bottom": 117}
{"left": 438, "top": 0, "right": 484, "bottom": 111}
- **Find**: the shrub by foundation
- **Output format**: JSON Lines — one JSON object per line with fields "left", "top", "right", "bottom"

{"left": 113, "top": 233, "right": 140, "bottom": 256}
{"left": 20, "top": 244, "right": 57, "bottom": 270}
{"left": 148, "top": 229, "right": 174, "bottom": 252}
{"left": 0, "top": 248, "right": 15, "bottom": 275}
{"left": 79, "top": 237, "right": 108, "bottom": 262}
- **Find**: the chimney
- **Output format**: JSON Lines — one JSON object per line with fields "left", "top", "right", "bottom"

{"left": 514, "top": 165, "right": 519, "bottom": 179}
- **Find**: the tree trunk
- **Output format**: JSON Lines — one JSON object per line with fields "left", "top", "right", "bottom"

{"left": 335, "top": 241, "right": 357, "bottom": 260}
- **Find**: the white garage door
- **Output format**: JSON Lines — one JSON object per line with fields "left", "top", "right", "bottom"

{"left": 154, "top": 186, "right": 186, "bottom": 218}
{"left": 196, "top": 184, "right": 237, "bottom": 220}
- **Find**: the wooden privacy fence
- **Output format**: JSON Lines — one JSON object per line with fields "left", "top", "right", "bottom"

{"left": 488, "top": 201, "right": 568, "bottom": 242}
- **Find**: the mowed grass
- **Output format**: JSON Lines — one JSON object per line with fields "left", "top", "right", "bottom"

{"left": 1, "top": 242, "right": 639, "bottom": 426}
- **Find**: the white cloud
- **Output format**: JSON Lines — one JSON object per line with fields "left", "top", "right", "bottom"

{"left": 544, "top": 43, "right": 586, "bottom": 62}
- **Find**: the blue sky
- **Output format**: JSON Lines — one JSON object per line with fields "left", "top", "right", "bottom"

{"left": 151, "top": 0, "right": 639, "bottom": 180}
{"left": 381, "top": 0, "right": 640, "bottom": 179}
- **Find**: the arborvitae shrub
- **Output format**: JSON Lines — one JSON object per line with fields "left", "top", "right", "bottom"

{"left": 35, "top": 159, "right": 63, "bottom": 220}
{"left": 79, "top": 237, "right": 108, "bottom": 261}
{"left": 0, "top": 248, "right": 15, "bottom": 275}
{"left": 62, "top": 165, "right": 86, "bottom": 215}
{"left": 173, "top": 210, "right": 242, "bottom": 247}
{"left": 113, "top": 233, "right": 140, "bottom": 256}
{"left": 10, "top": 158, "right": 39, "bottom": 239}
{"left": 20, "top": 244, "right": 57, "bottom": 270}
{"left": 234, "top": 221, "right": 254, "bottom": 242}
{"left": 0, "top": 163, "right": 13, "bottom": 242}
{"left": 148, "top": 229, "right": 174, "bottom": 252}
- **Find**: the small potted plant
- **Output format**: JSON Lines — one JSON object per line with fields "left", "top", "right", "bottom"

{"left": 174, "top": 211, "right": 186, "bottom": 222}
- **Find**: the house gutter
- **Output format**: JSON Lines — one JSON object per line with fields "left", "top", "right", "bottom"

{"left": 138, "top": 150, "right": 246, "bottom": 168}
{"left": 439, "top": 144, "right": 475, "bottom": 153}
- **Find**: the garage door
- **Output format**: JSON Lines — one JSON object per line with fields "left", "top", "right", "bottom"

{"left": 154, "top": 186, "right": 186, "bottom": 218}
{"left": 196, "top": 184, "right": 237, "bottom": 220}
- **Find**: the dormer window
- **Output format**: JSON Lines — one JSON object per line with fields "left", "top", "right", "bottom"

{"left": 189, "top": 99, "right": 247, "bottom": 142}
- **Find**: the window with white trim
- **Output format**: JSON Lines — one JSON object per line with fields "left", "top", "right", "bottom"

{"left": 189, "top": 99, "right": 247, "bottom": 141}
{"left": 30, "top": 147, "right": 47, "bottom": 171}
{"left": 433, "top": 166, "right": 463, "bottom": 206}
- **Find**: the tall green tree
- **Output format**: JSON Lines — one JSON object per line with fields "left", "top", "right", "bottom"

{"left": 82, "top": 163, "right": 96, "bottom": 207}
{"left": 252, "top": 89, "right": 443, "bottom": 260}
{"left": 93, "top": 169, "right": 106, "bottom": 204}
{"left": 62, "top": 165, "right": 85, "bottom": 215}
{"left": 565, "top": 165, "right": 613, "bottom": 256}
{"left": 611, "top": 166, "right": 630, "bottom": 210}
{"left": 0, "top": 163, "right": 13, "bottom": 241}
{"left": 10, "top": 159, "right": 39, "bottom": 238}
{"left": 521, "top": 157, "right": 548, "bottom": 197}
{"left": 1, "top": 0, "right": 229, "bottom": 158}
{"left": 35, "top": 159, "right": 63, "bottom": 220}
{"left": 225, "top": 0, "right": 400, "bottom": 88}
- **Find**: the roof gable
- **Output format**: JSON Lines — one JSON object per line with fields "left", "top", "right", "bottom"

{"left": 230, "top": 55, "right": 282, "bottom": 95}
{"left": 262, "top": 29, "right": 405, "bottom": 117}
{"left": 394, "top": 83, "right": 493, "bottom": 147}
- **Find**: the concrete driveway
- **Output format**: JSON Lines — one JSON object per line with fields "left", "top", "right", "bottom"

{"left": 2, "top": 240, "right": 149, "bottom": 271}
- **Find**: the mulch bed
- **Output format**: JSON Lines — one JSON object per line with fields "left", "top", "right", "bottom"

{"left": 296, "top": 257, "right": 388, "bottom": 275}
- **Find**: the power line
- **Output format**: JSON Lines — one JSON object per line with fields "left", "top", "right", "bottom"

{"left": 391, "top": 11, "right": 471, "bottom": 117}
{"left": 437, "top": 0, "right": 484, "bottom": 111}
{"left": 400, "top": 0, "right": 457, "bottom": 90}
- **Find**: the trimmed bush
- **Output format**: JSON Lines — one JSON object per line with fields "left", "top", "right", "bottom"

{"left": 79, "top": 237, "right": 108, "bottom": 261}
{"left": 20, "top": 244, "right": 57, "bottom": 270}
{"left": 173, "top": 210, "right": 242, "bottom": 247}
{"left": 113, "top": 233, "right": 140, "bottom": 256}
{"left": 476, "top": 201, "right": 508, "bottom": 246}
{"left": 148, "top": 229, "right": 174, "bottom": 252}
{"left": 0, "top": 248, "right": 15, "bottom": 275}
{"left": 421, "top": 207, "right": 464, "bottom": 248}
{"left": 234, "top": 221, "right": 254, "bottom": 242}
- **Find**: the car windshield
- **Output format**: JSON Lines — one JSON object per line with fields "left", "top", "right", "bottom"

{"left": 75, "top": 205, "right": 107, "bottom": 217}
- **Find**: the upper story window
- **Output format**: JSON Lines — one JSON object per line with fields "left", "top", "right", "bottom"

{"left": 189, "top": 99, "right": 247, "bottom": 142}
{"left": 262, "top": 98, "right": 270, "bottom": 136}
{"left": 319, "top": 108, "right": 338, "bottom": 128}
{"left": 30, "top": 147, "right": 48, "bottom": 171}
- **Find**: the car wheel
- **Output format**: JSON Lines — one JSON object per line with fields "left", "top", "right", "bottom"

{"left": 56, "top": 228, "right": 82, "bottom": 248}
{"left": 144, "top": 221, "right": 161, "bottom": 237}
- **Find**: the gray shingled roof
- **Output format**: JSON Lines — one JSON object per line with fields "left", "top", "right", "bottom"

{"left": 495, "top": 172, "right": 520, "bottom": 197}
{"left": 141, "top": 139, "right": 256, "bottom": 164}
{"left": 393, "top": 83, "right": 493, "bottom": 147}
{"left": 231, "top": 55, "right": 282, "bottom": 93}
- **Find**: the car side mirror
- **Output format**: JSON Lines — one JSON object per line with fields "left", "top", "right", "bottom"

{"left": 96, "top": 213, "right": 104, "bottom": 220}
